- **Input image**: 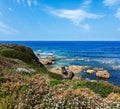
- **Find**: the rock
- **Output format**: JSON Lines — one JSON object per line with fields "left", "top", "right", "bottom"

{"left": 61, "top": 66, "right": 74, "bottom": 79}
{"left": 16, "top": 68, "right": 36, "bottom": 74}
{"left": 93, "top": 68, "right": 104, "bottom": 72}
{"left": 90, "top": 80, "right": 97, "bottom": 82}
{"left": 39, "top": 58, "right": 55, "bottom": 65}
{"left": 47, "top": 55, "right": 56, "bottom": 60}
{"left": 67, "top": 65, "right": 84, "bottom": 74}
{"left": 96, "top": 70, "right": 110, "bottom": 79}
{"left": 86, "top": 69, "right": 95, "bottom": 74}
{"left": 48, "top": 67, "right": 62, "bottom": 74}
{"left": 72, "top": 76, "right": 82, "bottom": 80}
{"left": 35, "top": 53, "right": 40, "bottom": 57}
{"left": 49, "top": 65, "right": 85, "bottom": 75}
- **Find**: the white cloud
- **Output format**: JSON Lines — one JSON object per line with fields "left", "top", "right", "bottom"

{"left": 27, "top": 0, "right": 31, "bottom": 7}
{"left": 0, "top": 22, "right": 18, "bottom": 34}
{"left": 15, "top": 0, "right": 38, "bottom": 7}
{"left": 82, "top": 0, "right": 92, "bottom": 8}
{"left": 103, "top": 0, "right": 120, "bottom": 6}
{"left": 48, "top": 7, "right": 104, "bottom": 25}
{"left": 115, "top": 8, "right": 120, "bottom": 18}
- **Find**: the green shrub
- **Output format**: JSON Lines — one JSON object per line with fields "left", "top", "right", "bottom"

{"left": 50, "top": 80, "right": 64, "bottom": 86}
{"left": 85, "top": 82, "right": 113, "bottom": 97}
{"left": 0, "top": 49, "right": 33, "bottom": 63}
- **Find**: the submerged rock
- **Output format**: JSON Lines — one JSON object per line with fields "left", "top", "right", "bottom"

{"left": 86, "top": 69, "right": 95, "bottom": 74}
{"left": 96, "top": 70, "right": 110, "bottom": 79}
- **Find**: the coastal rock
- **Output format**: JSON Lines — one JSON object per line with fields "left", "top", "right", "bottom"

{"left": 67, "top": 65, "right": 84, "bottom": 74}
{"left": 96, "top": 70, "right": 110, "bottom": 79}
{"left": 61, "top": 66, "right": 74, "bottom": 79}
{"left": 93, "top": 68, "right": 104, "bottom": 72}
{"left": 47, "top": 55, "right": 56, "bottom": 60}
{"left": 86, "top": 69, "right": 95, "bottom": 74}
{"left": 35, "top": 53, "right": 40, "bottom": 57}
{"left": 16, "top": 68, "right": 36, "bottom": 74}
{"left": 49, "top": 67, "right": 62, "bottom": 74}
{"left": 72, "top": 76, "right": 82, "bottom": 80}
{"left": 39, "top": 58, "right": 55, "bottom": 65}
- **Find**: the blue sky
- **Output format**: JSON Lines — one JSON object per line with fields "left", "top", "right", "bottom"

{"left": 0, "top": 0, "right": 120, "bottom": 41}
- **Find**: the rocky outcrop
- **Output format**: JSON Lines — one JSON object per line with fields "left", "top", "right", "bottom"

{"left": 67, "top": 65, "right": 85, "bottom": 74}
{"left": 49, "top": 65, "right": 85, "bottom": 75}
{"left": 93, "top": 68, "right": 104, "bottom": 72}
{"left": 49, "top": 67, "right": 62, "bottom": 74}
{"left": 86, "top": 69, "right": 95, "bottom": 74}
{"left": 61, "top": 66, "right": 74, "bottom": 79}
{"left": 96, "top": 70, "right": 110, "bottom": 79}
{"left": 39, "top": 58, "right": 55, "bottom": 65}
{"left": 72, "top": 76, "right": 82, "bottom": 80}
{"left": 16, "top": 68, "right": 36, "bottom": 74}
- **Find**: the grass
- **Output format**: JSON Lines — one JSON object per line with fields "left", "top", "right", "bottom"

{"left": 50, "top": 79, "right": 64, "bottom": 86}
{"left": 73, "top": 80, "right": 120, "bottom": 97}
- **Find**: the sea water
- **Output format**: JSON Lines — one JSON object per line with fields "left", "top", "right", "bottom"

{"left": 1, "top": 41, "right": 120, "bottom": 86}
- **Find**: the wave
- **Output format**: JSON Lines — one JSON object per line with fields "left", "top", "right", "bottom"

{"left": 112, "top": 65, "right": 120, "bottom": 70}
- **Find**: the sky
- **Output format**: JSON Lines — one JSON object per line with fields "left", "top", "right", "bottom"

{"left": 0, "top": 0, "right": 120, "bottom": 41}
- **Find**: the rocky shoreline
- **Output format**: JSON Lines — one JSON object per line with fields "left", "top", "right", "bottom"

{"left": 35, "top": 52, "right": 111, "bottom": 80}
{"left": 0, "top": 44, "right": 120, "bottom": 109}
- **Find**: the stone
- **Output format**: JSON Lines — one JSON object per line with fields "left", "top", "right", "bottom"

{"left": 35, "top": 53, "right": 40, "bottom": 57}
{"left": 96, "top": 70, "right": 110, "bottom": 79}
{"left": 72, "top": 76, "right": 82, "bottom": 80}
{"left": 39, "top": 58, "right": 55, "bottom": 65}
{"left": 67, "top": 65, "right": 84, "bottom": 74}
{"left": 61, "top": 66, "right": 74, "bottom": 79}
{"left": 93, "top": 68, "right": 104, "bottom": 72}
{"left": 16, "top": 68, "right": 30, "bottom": 73}
{"left": 48, "top": 67, "right": 62, "bottom": 74}
{"left": 86, "top": 69, "right": 95, "bottom": 74}
{"left": 16, "top": 68, "right": 36, "bottom": 74}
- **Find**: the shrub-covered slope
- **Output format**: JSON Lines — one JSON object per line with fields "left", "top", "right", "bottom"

{"left": 0, "top": 44, "right": 120, "bottom": 109}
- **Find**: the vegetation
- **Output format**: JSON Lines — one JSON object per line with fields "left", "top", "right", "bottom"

{"left": 0, "top": 44, "right": 120, "bottom": 109}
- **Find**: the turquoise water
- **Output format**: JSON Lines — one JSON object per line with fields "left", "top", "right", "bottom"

{"left": 1, "top": 41, "right": 120, "bottom": 86}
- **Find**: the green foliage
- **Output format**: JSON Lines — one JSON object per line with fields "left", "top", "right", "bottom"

{"left": 19, "top": 85, "right": 28, "bottom": 93}
{"left": 72, "top": 81, "right": 86, "bottom": 89}
{"left": 73, "top": 81, "right": 120, "bottom": 97}
{"left": 50, "top": 80, "right": 64, "bottom": 86}
{"left": 48, "top": 71, "right": 62, "bottom": 80}
{"left": 0, "top": 49, "right": 33, "bottom": 63}
{"left": 85, "top": 82, "right": 113, "bottom": 97}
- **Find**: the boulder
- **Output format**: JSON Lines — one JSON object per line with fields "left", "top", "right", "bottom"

{"left": 96, "top": 70, "right": 110, "bottom": 79}
{"left": 16, "top": 68, "right": 36, "bottom": 74}
{"left": 93, "top": 68, "right": 104, "bottom": 72}
{"left": 72, "top": 76, "right": 82, "bottom": 80}
{"left": 48, "top": 67, "right": 62, "bottom": 74}
{"left": 16, "top": 68, "right": 30, "bottom": 73}
{"left": 61, "top": 66, "right": 74, "bottom": 79}
{"left": 39, "top": 58, "right": 55, "bottom": 65}
{"left": 86, "top": 69, "right": 95, "bottom": 74}
{"left": 67, "top": 65, "right": 84, "bottom": 74}
{"left": 35, "top": 53, "right": 40, "bottom": 57}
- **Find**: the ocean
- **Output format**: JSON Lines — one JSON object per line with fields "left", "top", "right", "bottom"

{"left": 1, "top": 41, "right": 120, "bottom": 86}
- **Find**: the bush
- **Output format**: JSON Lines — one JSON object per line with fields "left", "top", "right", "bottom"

{"left": 50, "top": 80, "right": 64, "bottom": 86}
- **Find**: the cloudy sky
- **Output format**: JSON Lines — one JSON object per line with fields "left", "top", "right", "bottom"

{"left": 0, "top": 0, "right": 120, "bottom": 41}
